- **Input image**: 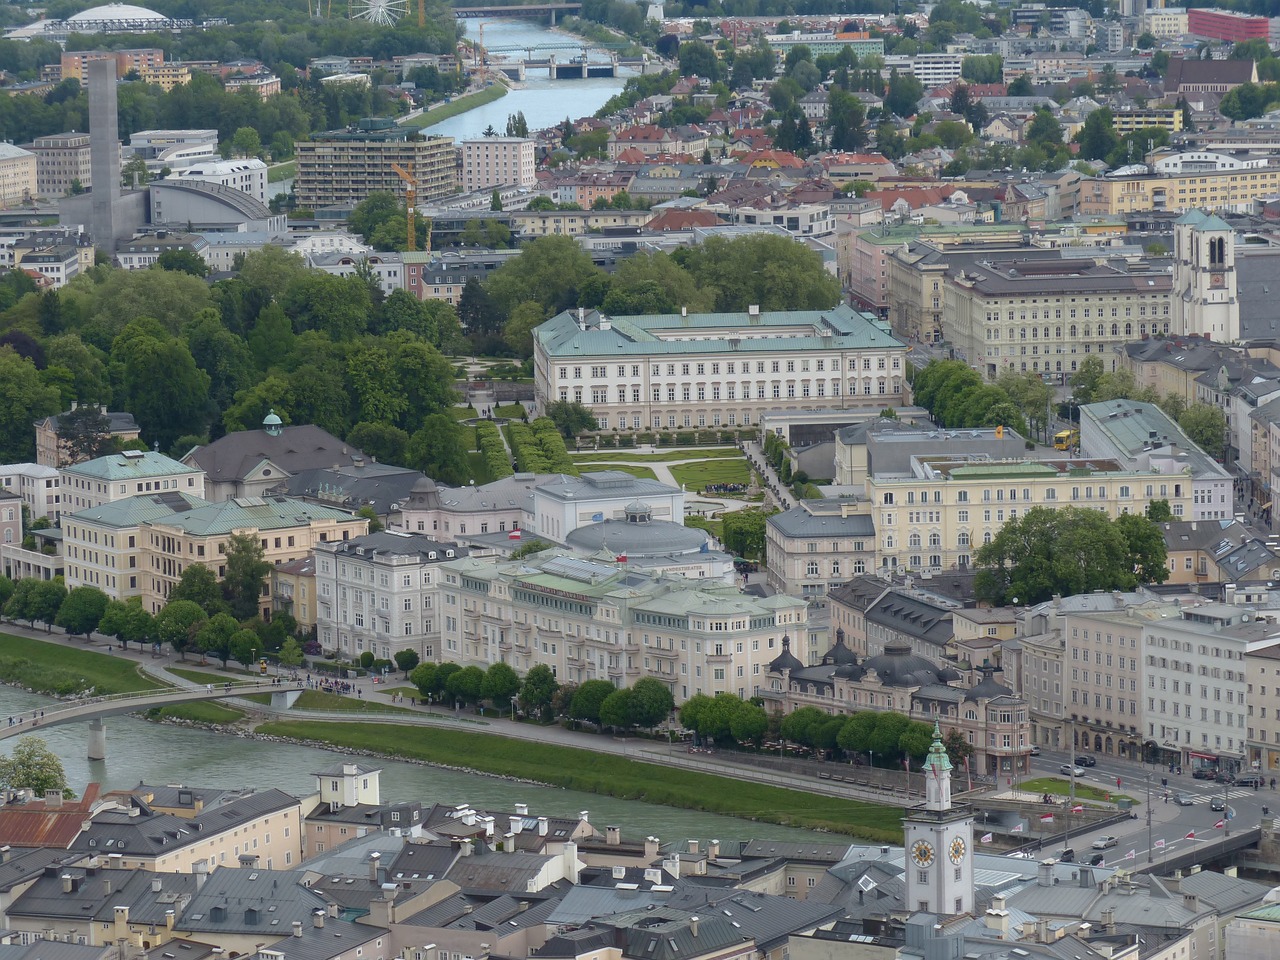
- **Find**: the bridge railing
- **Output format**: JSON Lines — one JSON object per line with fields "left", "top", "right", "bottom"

{"left": 62, "top": 679, "right": 291, "bottom": 707}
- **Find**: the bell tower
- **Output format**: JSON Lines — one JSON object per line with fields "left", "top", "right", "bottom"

{"left": 902, "top": 722, "right": 975, "bottom": 917}
{"left": 1172, "top": 210, "right": 1238, "bottom": 342}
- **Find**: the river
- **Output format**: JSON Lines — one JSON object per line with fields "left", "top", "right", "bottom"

{"left": 426, "top": 18, "right": 631, "bottom": 140}
{"left": 0, "top": 684, "right": 830, "bottom": 845}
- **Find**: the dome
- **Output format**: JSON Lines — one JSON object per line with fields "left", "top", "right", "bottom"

{"left": 768, "top": 635, "right": 804, "bottom": 674}
{"left": 964, "top": 663, "right": 1013, "bottom": 702}
{"left": 861, "top": 640, "right": 948, "bottom": 687}
{"left": 67, "top": 3, "right": 170, "bottom": 22}
{"left": 262, "top": 409, "right": 283, "bottom": 427}
{"left": 821, "top": 628, "right": 858, "bottom": 666}
{"left": 564, "top": 517, "right": 709, "bottom": 557}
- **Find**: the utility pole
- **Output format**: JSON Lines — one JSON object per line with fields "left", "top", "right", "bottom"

{"left": 1145, "top": 773, "right": 1153, "bottom": 863}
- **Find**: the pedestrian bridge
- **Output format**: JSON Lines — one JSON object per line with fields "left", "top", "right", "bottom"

{"left": 1, "top": 680, "right": 305, "bottom": 760}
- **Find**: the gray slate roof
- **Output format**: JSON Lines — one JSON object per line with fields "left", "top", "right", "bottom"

{"left": 186, "top": 425, "right": 365, "bottom": 483}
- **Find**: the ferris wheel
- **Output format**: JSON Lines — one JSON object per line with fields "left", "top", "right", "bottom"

{"left": 350, "top": 0, "right": 407, "bottom": 26}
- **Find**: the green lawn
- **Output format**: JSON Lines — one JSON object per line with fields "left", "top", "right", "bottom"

{"left": 572, "top": 463, "right": 658, "bottom": 480}
{"left": 294, "top": 690, "right": 415, "bottom": 714}
{"left": 1020, "top": 777, "right": 1137, "bottom": 805}
{"left": 453, "top": 407, "right": 479, "bottom": 421}
{"left": 0, "top": 633, "right": 164, "bottom": 696}
{"left": 493, "top": 404, "right": 525, "bottom": 419}
{"left": 569, "top": 448, "right": 742, "bottom": 463}
{"left": 670, "top": 459, "right": 752, "bottom": 491}
{"left": 258, "top": 719, "right": 905, "bottom": 841}
{"left": 149, "top": 701, "right": 246, "bottom": 724}
{"left": 404, "top": 84, "right": 508, "bottom": 128}
{"left": 267, "top": 160, "right": 296, "bottom": 182}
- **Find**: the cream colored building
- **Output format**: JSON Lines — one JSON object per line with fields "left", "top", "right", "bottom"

{"left": 27, "top": 132, "right": 92, "bottom": 198}
{"left": 533, "top": 305, "right": 908, "bottom": 432}
{"left": 1144, "top": 7, "right": 1189, "bottom": 37}
{"left": 1079, "top": 164, "right": 1280, "bottom": 216}
{"left": 868, "top": 457, "right": 1193, "bottom": 575}
{"left": 1246, "top": 641, "right": 1280, "bottom": 773}
{"left": 437, "top": 549, "right": 809, "bottom": 703}
{"left": 0, "top": 143, "right": 36, "bottom": 208}
{"left": 294, "top": 118, "right": 456, "bottom": 208}
{"left": 60, "top": 450, "right": 205, "bottom": 512}
{"left": 461, "top": 136, "right": 536, "bottom": 191}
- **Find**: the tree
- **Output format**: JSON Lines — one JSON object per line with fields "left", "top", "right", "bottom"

{"left": 943, "top": 727, "right": 974, "bottom": 767}
{"left": 1069, "top": 356, "right": 1105, "bottom": 404}
{"left": 168, "top": 563, "right": 226, "bottom": 616}
{"left": 899, "top": 720, "right": 935, "bottom": 761}
{"left": 1026, "top": 108, "right": 1063, "bottom": 148}
{"left": 569, "top": 679, "right": 615, "bottom": 725}
{"left": 231, "top": 126, "right": 263, "bottom": 158}
{"left": 519, "top": 663, "right": 559, "bottom": 722}
{"left": 599, "top": 688, "right": 636, "bottom": 730}
{"left": 156, "top": 249, "right": 210, "bottom": 277}
{"left": 0, "top": 737, "right": 69, "bottom": 797}
{"left": 674, "top": 234, "right": 840, "bottom": 312}
{"left": 729, "top": 699, "right": 768, "bottom": 745}
{"left": 410, "top": 661, "right": 439, "bottom": 699}
{"left": 111, "top": 328, "right": 211, "bottom": 454}
{"left": 1179, "top": 403, "right": 1226, "bottom": 456}
{"left": 503, "top": 301, "right": 545, "bottom": 357}
{"left": 98, "top": 597, "right": 153, "bottom": 651}
{"left": 406, "top": 414, "right": 471, "bottom": 485}
{"left": 721, "top": 508, "right": 772, "bottom": 558}
{"left": 155, "top": 600, "right": 207, "bottom": 659}
{"left": 1007, "top": 74, "right": 1033, "bottom": 96}
{"left": 1075, "top": 108, "right": 1119, "bottom": 161}
{"left": 394, "top": 648, "right": 420, "bottom": 677}
{"left": 545, "top": 400, "right": 596, "bottom": 439}
{"left": 195, "top": 612, "right": 238, "bottom": 665}
{"left": 490, "top": 189, "right": 503, "bottom": 212}
{"left": 678, "top": 41, "right": 722, "bottom": 81}
{"left": 630, "top": 677, "right": 675, "bottom": 728}
{"left": 0, "top": 348, "right": 62, "bottom": 463}
{"left": 279, "top": 636, "right": 304, "bottom": 670}
{"left": 1114, "top": 512, "right": 1170, "bottom": 585}
{"left": 227, "top": 628, "right": 257, "bottom": 669}
{"left": 486, "top": 236, "right": 604, "bottom": 317}
{"left": 456, "top": 276, "right": 502, "bottom": 337}
{"left": 222, "top": 532, "right": 271, "bottom": 621}
{"left": 55, "top": 586, "right": 108, "bottom": 639}
{"left": 1146, "top": 499, "right": 1173, "bottom": 522}
{"left": 446, "top": 665, "right": 485, "bottom": 706}
{"left": 10, "top": 580, "right": 67, "bottom": 631}
{"left": 481, "top": 661, "right": 521, "bottom": 710}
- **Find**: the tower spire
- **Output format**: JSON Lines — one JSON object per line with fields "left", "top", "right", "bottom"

{"left": 923, "top": 720, "right": 953, "bottom": 811}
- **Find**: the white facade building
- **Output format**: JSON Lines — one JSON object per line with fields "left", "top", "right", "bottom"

{"left": 314, "top": 532, "right": 467, "bottom": 664}
{"left": 882, "top": 53, "right": 965, "bottom": 88}
{"left": 531, "top": 471, "right": 685, "bottom": 544}
{"left": 460, "top": 137, "right": 537, "bottom": 192}
{"left": 169, "top": 158, "right": 269, "bottom": 203}
{"left": 0, "top": 463, "right": 61, "bottom": 522}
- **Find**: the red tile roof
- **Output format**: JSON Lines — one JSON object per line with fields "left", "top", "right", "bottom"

{"left": 646, "top": 209, "right": 721, "bottom": 231}
{"left": 0, "top": 783, "right": 101, "bottom": 848}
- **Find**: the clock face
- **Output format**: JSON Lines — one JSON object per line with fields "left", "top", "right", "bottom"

{"left": 911, "top": 840, "right": 935, "bottom": 867}
{"left": 1211, "top": 273, "right": 1225, "bottom": 288}
{"left": 949, "top": 837, "right": 967, "bottom": 865}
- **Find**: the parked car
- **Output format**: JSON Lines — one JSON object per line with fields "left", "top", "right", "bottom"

{"left": 1058, "top": 848, "right": 1076, "bottom": 863}
{"left": 1074, "top": 755, "right": 1097, "bottom": 767}
{"left": 1060, "top": 764, "right": 1086, "bottom": 777}
{"left": 1210, "top": 797, "right": 1226, "bottom": 811}
{"left": 1215, "top": 771, "right": 1236, "bottom": 785}
{"left": 1237, "top": 773, "right": 1265, "bottom": 788}
{"left": 1174, "top": 793, "right": 1196, "bottom": 806}
{"left": 1192, "top": 767, "right": 1216, "bottom": 780}
{"left": 1092, "top": 836, "right": 1118, "bottom": 850}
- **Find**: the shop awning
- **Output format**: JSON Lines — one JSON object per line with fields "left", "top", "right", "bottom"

{"left": 1189, "top": 751, "right": 1218, "bottom": 761}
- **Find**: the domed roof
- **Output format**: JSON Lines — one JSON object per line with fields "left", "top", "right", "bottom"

{"left": 964, "top": 663, "right": 1013, "bottom": 702}
{"left": 262, "top": 409, "right": 283, "bottom": 427}
{"left": 67, "top": 3, "right": 170, "bottom": 21}
{"left": 821, "top": 628, "right": 858, "bottom": 666}
{"left": 768, "top": 635, "right": 804, "bottom": 674}
{"left": 861, "top": 640, "right": 948, "bottom": 687}
{"left": 564, "top": 517, "right": 709, "bottom": 557}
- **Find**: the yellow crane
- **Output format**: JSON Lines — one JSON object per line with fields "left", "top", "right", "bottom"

{"left": 417, "top": 0, "right": 424, "bottom": 27}
{"left": 391, "top": 161, "right": 417, "bottom": 251}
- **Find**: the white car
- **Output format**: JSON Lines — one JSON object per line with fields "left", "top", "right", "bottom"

{"left": 1060, "top": 764, "right": 1086, "bottom": 777}
{"left": 1091, "top": 836, "right": 1119, "bottom": 850}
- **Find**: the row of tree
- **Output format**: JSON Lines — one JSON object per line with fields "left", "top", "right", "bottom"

{"left": 911, "top": 360, "right": 1029, "bottom": 438}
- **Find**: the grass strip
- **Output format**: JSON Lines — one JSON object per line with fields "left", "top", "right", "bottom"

{"left": 293, "top": 690, "right": 415, "bottom": 714}
{"left": 256, "top": 720, "right": 905, "bottom": 840}
{"left": 568, "top": 449, "right": 743, "bottom": 463}
{"left": 404, "top": 85, "right": 508, "bottom": 129}
{"left": 0, "top": 632, "right": 163, "bottom": 696}
{"left": 149, "top": 702, "right": 246, "bottom": 724}
{"left": 267, "top": 161, "right": 296, "bottom": 182}
{"left": 1020, "top": 777, "right": 1137, "bottom": 805}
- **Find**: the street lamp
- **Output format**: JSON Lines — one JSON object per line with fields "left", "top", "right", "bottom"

{"left": 510, "top": 695, "right": 517, "bottom": 721}
{"left": 251, "top": 648, "right": 256, "bottom": 677}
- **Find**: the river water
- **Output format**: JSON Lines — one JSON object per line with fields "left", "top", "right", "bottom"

{"left": 426, "top": 18, "right": 630, "bottom": 140}
{"left": 0, "top": 684, "right": 829, "bottom": 845}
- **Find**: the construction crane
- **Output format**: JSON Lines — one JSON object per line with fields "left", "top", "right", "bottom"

{"left": 391, "top": 161, "right": 417, "bottom": 251}
{"left": 417, "top": 0, "right": 424, "bottom": 27}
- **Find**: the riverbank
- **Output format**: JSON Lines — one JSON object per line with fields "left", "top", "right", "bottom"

{"left": 403, "top": 83, "right": 508, "bottom": 129}
{"left": 0, "top": 627, "right": 904, "bottom": 842}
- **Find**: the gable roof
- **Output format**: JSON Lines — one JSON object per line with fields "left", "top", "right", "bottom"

{"left": 185, "top": 425, "right": 365, "bottom": 484}
{"left": 0, "top": 784, "right": 101, "bottom": 849}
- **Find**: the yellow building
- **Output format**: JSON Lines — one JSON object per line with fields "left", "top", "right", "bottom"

{"left": 0, "top": 143, "right": 36, "bottom": 208}
{"left": 1080, "top": 164, "right": 1280, "bottom": 216}
{"left": 273, "top": 555, "right": 317, "bottom": 632}
{"left": 868, "top": 457, "right": 1194, "bottom": 573}
{"left": 140, "top": 63, "right": 191, "bottom": 91}
{"left": 1111, "top": 107, "right": 1184, "bottom": 136}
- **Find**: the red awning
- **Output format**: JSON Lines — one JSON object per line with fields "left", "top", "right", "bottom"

{"left": 1189, "top": 752, "right": 1218, "bottom": 761}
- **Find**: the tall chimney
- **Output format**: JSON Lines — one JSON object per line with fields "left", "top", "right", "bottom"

{"left": 88, "top": 58, "right": 121, "bottom": 245}
{"left": 312, "top": 909, "right": 325, "bottom": 929}
{"left": 369, "top": 852, "right": 381, "bottom": 882}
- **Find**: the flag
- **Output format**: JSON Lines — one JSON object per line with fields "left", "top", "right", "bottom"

{"left": 616, "top": 553, "right": 627, "bottom": 563}
{"left": 1186, "top": 830, "right": 1196, "bottom": 840}
{"left": 1125, "top": 849, "right": 1135, "bottom": 860}
{"left": 508, "top": 530, "right": 522, "bottom": 540}
{"left": 1214, "top": 819, "right": 1226, "bottom": 829}
{"left": 1071, "top": 804, "right": 1084, "bottom": 813}
{"left": 1011, "top": 823, "right": 1024, "bottom": 833}
{"left": 1154, "top": 838, "right": 1165, "bottom": 849}
{"left": 1040, "top": 813, "right": 1054, "bottom": 823}
{"left": 981, "top": 832, "right": 993, "bottom": 843}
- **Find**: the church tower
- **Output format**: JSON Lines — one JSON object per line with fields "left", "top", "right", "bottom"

{"left": 902, "top": 722, "right": 975, "bottom": 917}
{"left": 1172, "top": 210, "right": 1238, "bottom": 342}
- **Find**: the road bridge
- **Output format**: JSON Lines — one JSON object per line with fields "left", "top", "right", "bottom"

{"left": 0, "top": 680, "right": 304, "bottom": 760}
{"left": 454, "top": 3, "right": 580, "bottom": 23}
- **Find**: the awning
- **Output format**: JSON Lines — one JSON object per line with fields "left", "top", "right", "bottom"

{"left": 1262, "top": 502, "right": 1273, "bottom": 511}
{"left": 1189, "top": 751, "right": 1218, "bottom": 761}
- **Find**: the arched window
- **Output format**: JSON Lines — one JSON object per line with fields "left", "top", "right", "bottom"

{"left": 909, "top": 533, "right": 922, "bottom": 548}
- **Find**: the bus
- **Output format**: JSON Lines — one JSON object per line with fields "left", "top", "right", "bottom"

{"left": 1054, "top": 429, "right": 1079, "bottom": 451}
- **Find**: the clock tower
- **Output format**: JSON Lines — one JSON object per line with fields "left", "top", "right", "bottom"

{"left": 1172, "top": 209, "right": 1238, "bottom": 342}
{"left": 902, "top": 722, "right": 975, "bottom": 917}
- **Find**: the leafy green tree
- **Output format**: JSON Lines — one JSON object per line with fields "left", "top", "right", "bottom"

{"left": 486, "top": 236, "right": 604, "bottom": 317}
{"left": 1146, "top": 499, "right": 1173, "bottom": 522}
{"left": 481, "top": 661, "right": 521, "bottom": 710}
{"left": 182, "top": 310, "right": 254, "bottom": 412}
{"left": 54, "top": 586, "right": 108, "bottom": 639}
{"left": 406, "top": 414, "right": 470, "bottom": 485}
{"left": 943, "top": 727, "right": 974, "bottom": 767}
{"left": 1179, "top": 403, "right": 1226, "bottom": 455}
{"left": 599, "top": 688, "right": 636, "bottom": 729}
{"left": 409, "top": 661, "right": 438, "bottom": 699}
{"left": 899, "top": 720, "right": 935, "bottom": 760}
{"left": 503, "top": 301, "right": 545, "bottom": 358}
{"left": 546, "top": 400, "right": 596, "bottom": 439}
{"left": 519, "top": 663, "right": 559, "bottom": 722}
{"left": 98, "top": 597, "right": 153, "bottom": 651}
{"left": 446, "top": 664, "right": 485, "bottom": 706}
{"left": 111, "top": 326, "right": 211, "bottom": 453}
{"left": 168, "top": 563, "right": 226, "bottom": 616}
{"left": 155, "top": 600, "right": 207, "bottom": 659}
{"left": 885, "top": 69, "right": 924, "bottom": 117}
{"left": 678, "top": 693, "right": 712, "bottom": 734}
{"left": 1007, "top": 74, "right": 1033, "bottom": 96}
{"left": 630, "top": 677, "right": 675, "bottom": 728}
{"left": 721, "top": 508, "right": 773, "bottom": 559}
{"left": 456, "top": 276, "right": 503, "bottom": 338}
{"left": 569, "top": 679, "right": 615, "bottom": 724}
{"left": 780, "top": 705, "right": 829, "bottom": 746}
{"left": 279, "top": 636, "right": 304, "bottom": 670}
{"left": 12, "top": 580, "right": 68, "bottom": 632}
{"left": 55, "top": 403, "right": 114, "bottom": 463}
{"left": 196, "top": 612, "right": 239, "bottom": 665}
{"left": 1026, "top": 108, "right": 1063, "bottom": 148}
{"left": 156, "top": 249, "right": 210, "bottom": 277}
{"left": 394, "top": 648, "right": 420, "bottom": 677}
{"left": 674, "top": 234, "right": 840, "bottom": 312}
{"left": 729, "top": 699, "right": 768, "bottom": 745}
{"left": 228, "top": 629, "right": 258, "bottom": 669}
{"left": 1069, "top": 356, "right": 1105, "bottom": 404}
{"left": 222, "top": 532, "right": 272, "bottom": 621}
{"left": 0, "top": 737, "right": 70, "bottom": 797}
{"left": 0, "top": 348, "right": 62, "bottom": 463}
{"left": 1075, "top": 108, "right": 1119, "bottom": 161}
{"left": 678, "top": 41, "right": 722, "bottom": 81}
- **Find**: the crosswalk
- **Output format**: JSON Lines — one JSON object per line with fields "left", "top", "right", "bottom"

{"left": 1174, "top": 789, "right": 1254, "bottom": 804}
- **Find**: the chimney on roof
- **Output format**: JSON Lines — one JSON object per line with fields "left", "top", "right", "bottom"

{"left": 292, "top": 921, "right": 303, "bottom": 938}
{"left": 510, "top": 815, "right": 523, "bottom": 835}
{"left": 537, "top": 817, "right": 547, "bottom": 837}
{"left": 645, "top": 836, "right": 660, "bottom": 860}
{"left": 515, "top": 803, "right": 528, "bottom": 816}
{"left": 687, "top": 839, "right": 699, "bottom": 854}
{"left": 43, "top": 790, "right": 62, "bottom": 808}
{"left": 151, "top": 877, "right": 162, "bottom": 893}
{"left": 312, "top": 909, "right": 325, "bottom": 929}
{"left": 606, "top": 825, "right": 621, "bottom": 846}
{"left": 369, "top": 852, "right": 381, "bottom": 882}
{"left": 690, "top": 917, "right": 699, "bottom": 938}
{"left": 165, "top": 910, "right": 175, "bottom": 931}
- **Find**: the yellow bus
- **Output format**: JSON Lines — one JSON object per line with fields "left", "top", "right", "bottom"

{"left": 1054, "top": 429, "right": 1079, "bottom": 451}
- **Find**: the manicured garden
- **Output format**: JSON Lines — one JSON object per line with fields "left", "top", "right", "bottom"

{"left": 1020, "top": 777, "right": 1137, "bottom": 805}
{"left": 670, "top": 459, "right": 751, "bottom": 490}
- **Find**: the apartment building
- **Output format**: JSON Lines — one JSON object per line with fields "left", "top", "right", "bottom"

{"left": 436, "top": 549, "right": 808, "bottom": 702}
{"left": 34, "top": 406, "right": 141, "bottom": 467}
{"left": 765, "top": 500, "right": 876, "bottom": 598}
{"left": 294, "top": 117, "right": 456, "bottom": 208}
{"left": 461, "top": 137, "right": 536, "bottom": 191}
{"left": 764, "top": 31, "right": 884, "bottom": 64}
{"left": 881, "top": 53, "right": 964, "bottom": 87}
{"left": 0, "top": 463, "right": 60, "bottom": 521}
{"left": 867, "top": 457, "right": 1192, "bottom": 575}
{"left": 0, "top": 143, "right": 36, "bottom": 208}
{"left": 314, "top": 532, "right": 466, "bottom": 664}
{"left": 272, "top": 556, "right": 316, "bottom": 633}
{"left": 139, "top": 62, "right": 190, "bottom": 91}
{"left": 1245, "top": 640, "right": 1280, "bottom": 773}
{"left": 60, "top": 48, "right": 164, "bottom": 83}
{"left": 63, "top": 492, "right": 367, "bottom": 610}
{"left": 1144, "top": 7, "right": 1189, "bottom": 37}
{"left": 224, "top": 72, "right": 281, "bottom": 96}
{"left": 1079, "top": 162, "right": 1280, "bottom": 216}
{"left": 532, "top": 305, "right": 908, "bottom": 432}
{"left": 59, "top": 450, "right": 205, "bottom": 512}
{"left": 26, "top": 132, "right": 92, "bottom": 198}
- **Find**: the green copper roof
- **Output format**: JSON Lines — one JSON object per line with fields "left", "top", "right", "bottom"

{"left": 62, "top": 451, "right": 202, "bottom": 482}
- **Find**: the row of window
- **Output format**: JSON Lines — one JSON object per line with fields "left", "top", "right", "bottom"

{"left": 560, "top": 356, "right": 901, "bottom": 380}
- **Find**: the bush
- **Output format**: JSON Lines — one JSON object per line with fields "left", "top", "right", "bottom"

{"left": 476, "top": 421, "right": 514, "bottom": 479}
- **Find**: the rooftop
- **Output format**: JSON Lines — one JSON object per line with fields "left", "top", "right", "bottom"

{"left": 61, "top": 450, "right": 202, "bottom": 482}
